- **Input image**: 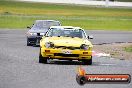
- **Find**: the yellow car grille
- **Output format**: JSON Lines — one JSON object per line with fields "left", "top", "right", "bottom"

{"left": 54, "top": 46, "right": 80, "bottom": 50}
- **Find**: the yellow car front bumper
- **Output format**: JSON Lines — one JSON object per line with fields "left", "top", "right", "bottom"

{"left": 41, "top": 47, "right": 92, "bottom": 60}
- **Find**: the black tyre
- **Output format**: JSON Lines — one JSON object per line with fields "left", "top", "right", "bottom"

{"left": 39, "top": 49, "right": 47, "bottom": 63}
{"left": 83, "top": 56, "right": 92, "bottom": 65}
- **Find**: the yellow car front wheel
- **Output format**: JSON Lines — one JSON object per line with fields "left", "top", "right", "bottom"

{"left": 39, "top": 49, "right": 48, "bottom": 63}
{"left": 82, "top": 57, "right": 92, "bottom": 65}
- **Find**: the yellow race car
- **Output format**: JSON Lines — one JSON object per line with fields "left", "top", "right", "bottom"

{"left": 39, "top": 26, "right": 93, "bottom": 65}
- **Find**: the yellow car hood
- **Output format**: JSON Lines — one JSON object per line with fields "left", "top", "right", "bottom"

{"left": 42, "top": 36, "right": 93, "bottom": 47}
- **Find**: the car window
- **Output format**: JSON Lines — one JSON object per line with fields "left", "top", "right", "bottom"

{"left": 32, "top": 21, "right": 60, "bottom": 30}
{"left": 47, "top": 28, "right": 86, "bottom": 38}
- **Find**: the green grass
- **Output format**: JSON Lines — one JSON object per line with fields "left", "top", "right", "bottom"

{"left": 124, "top": 46, "right": 132, "bottom": 52}
{"left": 0, "top": 1, "right": 132, "bottom": 30}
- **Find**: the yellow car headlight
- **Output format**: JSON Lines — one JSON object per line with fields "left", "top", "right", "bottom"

{"left": 45, "top": 42, "right": 54, "bottom": 48}
{"left": 80, "top": 44, "right": 89, "bottom": 50}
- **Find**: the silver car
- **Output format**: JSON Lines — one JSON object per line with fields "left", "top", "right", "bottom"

{"left": 26, "top": 20, "right": 61, "bottom": 46}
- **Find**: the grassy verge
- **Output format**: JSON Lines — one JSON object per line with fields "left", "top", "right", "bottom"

{"left": 94, "top": 43, "right": 132, "bottom": 60}
{"left": 124, "top": 46, "right": 132, "bottom": 52}
{"left": 0, "top": 1, "right": 132, "bottom": 30}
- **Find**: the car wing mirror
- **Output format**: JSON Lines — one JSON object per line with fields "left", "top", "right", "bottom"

{"left": 87, "top": 35, "right": 93, "bottom": 39}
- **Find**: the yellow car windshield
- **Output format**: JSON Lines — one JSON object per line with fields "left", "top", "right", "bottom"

{"left": 47, "top": 28, "right": 86, "bottom": 38}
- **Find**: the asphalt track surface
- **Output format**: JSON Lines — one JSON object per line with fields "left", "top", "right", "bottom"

{"left": 0, "top": 29, "right": 132, "bottom": 88}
